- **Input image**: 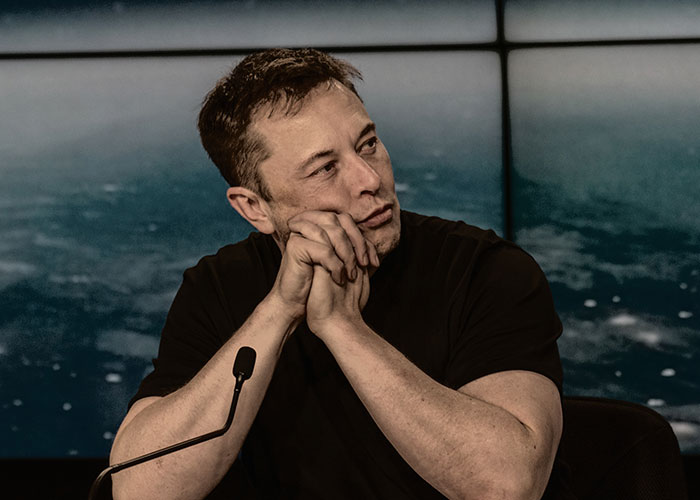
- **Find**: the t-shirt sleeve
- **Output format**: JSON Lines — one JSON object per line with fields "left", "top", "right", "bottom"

{"left": 443, "top": 242, "right": 564, "bottom": 393}
{"left": 128, "top": 262, "right": 234, "bottom": 408}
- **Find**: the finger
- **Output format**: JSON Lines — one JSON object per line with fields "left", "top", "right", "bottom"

{"left": 289, "top": 216, "right": 358, "bottom": 280}
{"left": 288, "top": 210, "right": 342, "bottom": 229}
{"left": 287, "top": 234, "right": 346, "bottom": 285}
{"left": 288, "top": 219, "right": 333, "bottom": 247}
{"left": 320, "top": 223, "right": 358, "bottom": 280}
{"left": 336, "top": 212, "right": 369, "bottom": 267}
{"left": 367, "top": 239, "right": 380, "bottom": 268}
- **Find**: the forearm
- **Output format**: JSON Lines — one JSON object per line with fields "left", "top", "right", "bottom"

{"left": 322, "top": 320, "right": 550, "bottom": 500}
{"left": 110, "top": 293, "right": 297, "bottom": 500}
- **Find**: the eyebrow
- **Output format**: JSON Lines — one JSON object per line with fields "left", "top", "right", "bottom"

{"left": 357, "top": 122, "right": 376, "bottom": 141}
{"left": 296, "top": 122, "right": 376, "bottom": 172}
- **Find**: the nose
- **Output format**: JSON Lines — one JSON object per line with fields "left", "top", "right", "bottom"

{"left": 348, "top": 154, "right": 381, "bottom": 196}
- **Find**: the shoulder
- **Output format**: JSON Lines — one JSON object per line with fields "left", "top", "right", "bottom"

{"left": 398, "top": 210, "right": 535, "bottom": 276}
{"left": 400, "top": 210, "right": 499, "bottom": 241}
{"left": 163, "top": 231, "right": 280, "bottom": 340}
{"left": 396, "top": 211, "right": 553, "bottom": 312}
{"left": 171, "top": 231, "right": 280, "bottom": 322}
{"left": 400, "top": 210, "right": 505, "bottom": 257}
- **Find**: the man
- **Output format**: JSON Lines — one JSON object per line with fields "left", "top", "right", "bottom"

{"left": 110, "top": 48, "right": 568, "bottom": 499}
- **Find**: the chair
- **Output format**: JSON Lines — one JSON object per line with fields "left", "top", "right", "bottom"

{"left": 556, "top": 396, "right": 688, "bottom": 500}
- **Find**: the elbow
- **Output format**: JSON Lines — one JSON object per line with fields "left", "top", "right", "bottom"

{"left": 111, "top": 485, "right": 127, "bottom": 500}
{"left": 448, "top": 475, "right": 539, "bottom": 500}
{"left": 111, "top": 470, "right": 141, "bottom": 500}
{"left": 109, "top": 447, "right": 135, "bottom": 500}
{"left": 481, "top": 452, "right": 552, "bottom": 500}
{"left": 495, "top": 463, "right": 553, "bottom": 500}
{"left": 502, "top": 470, "right": 546, "bottom": 500}
{"left": 444, "top": 457, "right": 548, "bottom": 500}
{"left": 110, "top": 478, "right": 129, "bottom": 500}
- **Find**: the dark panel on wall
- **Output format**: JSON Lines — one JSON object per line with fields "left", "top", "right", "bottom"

{"left": 506, "top": 0, "right": 700, "bottom": 41}
{"left": 0, "top": 0, "right": 496, "bottom": 53}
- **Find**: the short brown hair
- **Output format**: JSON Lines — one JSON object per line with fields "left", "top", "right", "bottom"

{"left": 197, "top": 48, "right": 363, "bottom": 200}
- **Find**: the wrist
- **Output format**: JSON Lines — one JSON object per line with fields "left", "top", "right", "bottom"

{"left": 258, "top": 291, "right": 304, "bottom": 338}
{"left": 308, "top": 313, "right": 366, "bottom": 346}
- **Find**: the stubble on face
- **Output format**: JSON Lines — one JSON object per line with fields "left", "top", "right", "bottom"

{"left": 249, "top": 83, "right": 402, "bottom": 260}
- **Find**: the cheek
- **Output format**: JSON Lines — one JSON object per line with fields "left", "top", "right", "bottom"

{"left": 376, "top": 147, "right": 394, "bottom": 180}
{"left": 378, "top": 164, "right": 396, "bottom": 194}
{"left": 269, "top": 184, "right": 313, "bottom": 212}
{"left": 363, "top": 149, "right": 393, "bottom": 181}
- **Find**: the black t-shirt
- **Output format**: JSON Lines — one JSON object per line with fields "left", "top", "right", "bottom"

{"left": 131, "top": 210, "right": 569, "bottom": 499}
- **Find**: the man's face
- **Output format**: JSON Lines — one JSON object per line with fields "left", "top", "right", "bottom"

{"left": 251, "top": 81, "right": 401, "bottom": 259}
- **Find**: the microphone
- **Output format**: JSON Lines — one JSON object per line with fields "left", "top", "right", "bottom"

{"left": 88, "top": 346, "right": 257, "bottom": 500}
{"left": 233, "top": 345, "right": 256, "bottom": 382}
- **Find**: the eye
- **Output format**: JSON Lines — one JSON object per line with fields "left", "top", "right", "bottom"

{"left": 360, "top": 137, "right": 378, "bottom": 154}
{"left": 311, "top": 161, "right": 336, "bottom": 177}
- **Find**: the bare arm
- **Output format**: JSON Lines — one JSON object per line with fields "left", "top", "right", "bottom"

{"left": 110, "top": 292, "right": 297, "bottom": 500}
{"left": 110, "top": 212, "right": 374, "bottom": 500}
{"left": 307, "top": 267, "right": 562, "bottom": 500}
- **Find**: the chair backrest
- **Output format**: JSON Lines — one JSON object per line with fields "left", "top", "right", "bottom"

{"left": 558, "top": 396, "right": 688, "bottom": 500}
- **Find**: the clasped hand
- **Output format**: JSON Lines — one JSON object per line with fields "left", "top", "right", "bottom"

{"left": 271, "top": 210, "right": 380, "bottom": 339}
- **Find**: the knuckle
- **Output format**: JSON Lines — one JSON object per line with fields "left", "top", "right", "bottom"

{"left": 326, "top": 225, "right": 346, "bottom": 239}
{"left": 288, "top": 213, "right": 304, "bottom": 224}
{"left": 311, "top": 225, "right": 325, "bottom": 239}
{"left": 321, "top": 212, "right": 339, "bottom": 224}
{"left": 337, "top": 212, "right": 353, "bottom": 225}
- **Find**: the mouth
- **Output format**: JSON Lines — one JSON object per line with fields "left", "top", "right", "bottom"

{"left": 357, "top": 203, "right": 393, "bottom": 230}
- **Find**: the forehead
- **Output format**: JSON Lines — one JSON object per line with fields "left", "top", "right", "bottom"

{"left": 250, "top": 82, "right": 370, "bottom": 155}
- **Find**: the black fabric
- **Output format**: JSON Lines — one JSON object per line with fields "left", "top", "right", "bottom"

{"left": 558, "top": 397, "right": 687, "bottom": 500}
{"left": 131, "top": 210, "right": 568, "bottom": 499}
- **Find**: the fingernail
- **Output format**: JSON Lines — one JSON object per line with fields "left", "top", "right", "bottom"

{"left": 351, "top": 267, "right": 357, "bottom": 280}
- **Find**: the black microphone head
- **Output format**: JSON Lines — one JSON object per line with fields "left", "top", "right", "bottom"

{"left": 233, "top": 346, "right": 256, "bottom": 380}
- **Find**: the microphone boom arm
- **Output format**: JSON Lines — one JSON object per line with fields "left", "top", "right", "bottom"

{"left": 88, "top": 346, "right": 256, "bottom": 500}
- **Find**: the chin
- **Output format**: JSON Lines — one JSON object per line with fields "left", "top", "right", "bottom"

{"left": 372, "top": 218, "right": 401, "bottom": 261}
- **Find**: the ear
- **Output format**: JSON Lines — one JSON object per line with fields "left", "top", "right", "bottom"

{"left": 226, "top": 186, "right": 276, "bottom": 234}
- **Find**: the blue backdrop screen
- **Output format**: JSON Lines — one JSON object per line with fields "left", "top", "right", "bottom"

{"left": 1, "top": 0, "right": 698, "bottom": 457}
